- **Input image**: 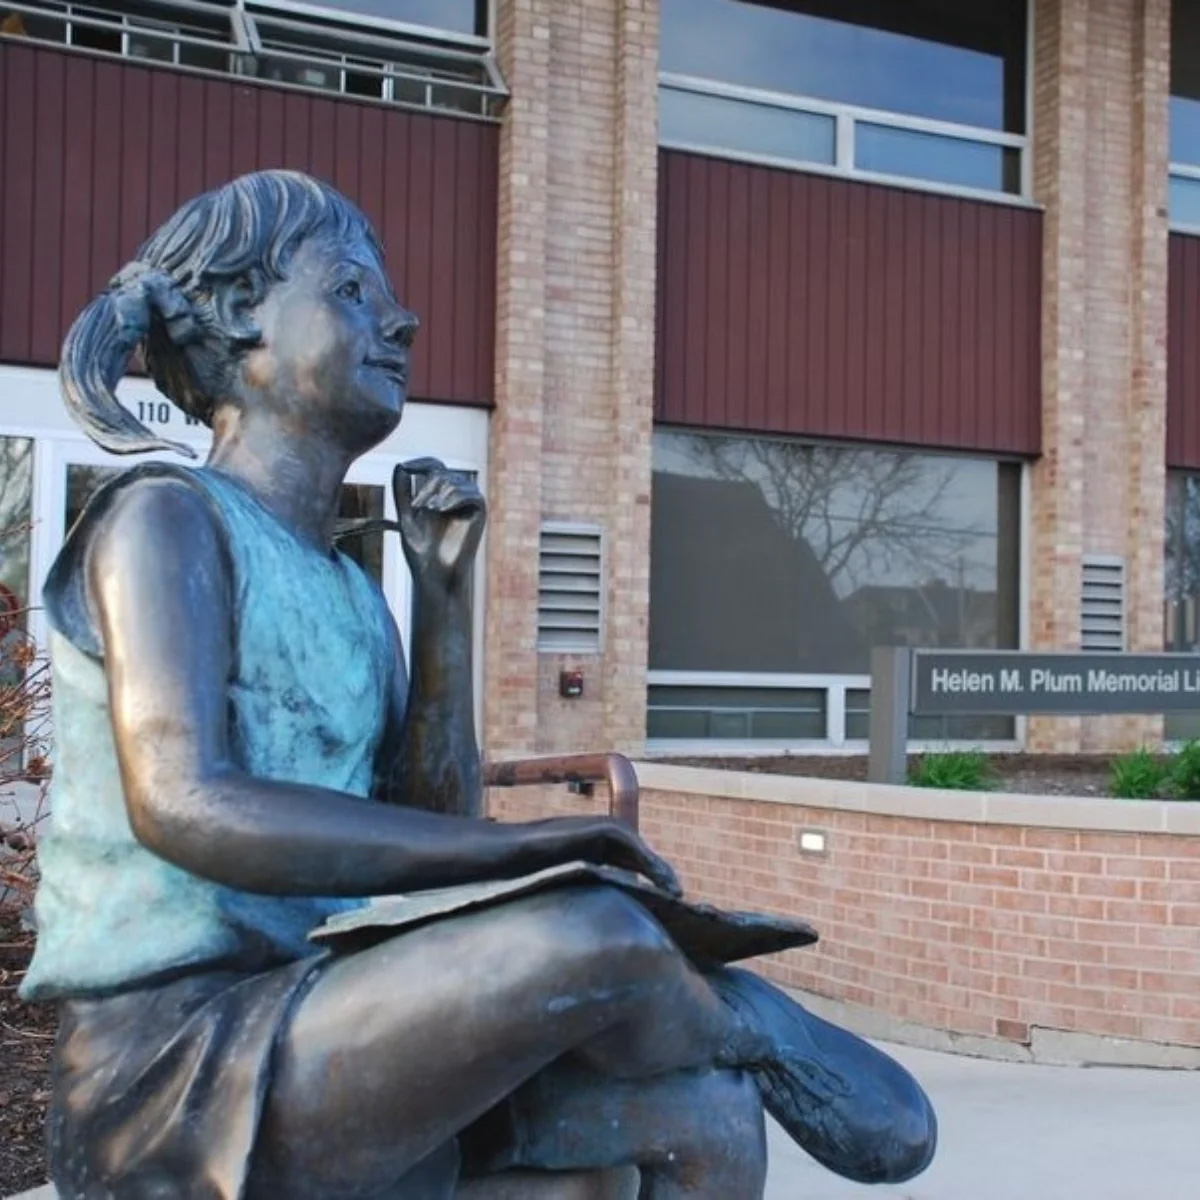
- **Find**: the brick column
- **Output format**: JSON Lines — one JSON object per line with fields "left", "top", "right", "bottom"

{"left": 1028, "top": 0, "right": 1170, "bottom": 753}
{"left": 484, "top": 0, "right": 552, "bottom": 755}
{"left": 485, "top": 0, "right": 660, "bottom": 758}
{"left": 602, "top": 0, "right": 660, "bottom": 753}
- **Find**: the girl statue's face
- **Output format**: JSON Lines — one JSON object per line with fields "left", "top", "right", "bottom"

{"left": 242, "top": 231, "right": 417, "bottom": 451}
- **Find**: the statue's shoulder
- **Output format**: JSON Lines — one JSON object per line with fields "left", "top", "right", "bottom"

{"left": 45, "top": 463, "right": 228, "bottom": 659}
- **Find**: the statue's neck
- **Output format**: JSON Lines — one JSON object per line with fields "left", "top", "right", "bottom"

{"left": 206, "top": 410, "right": 353, "bottom": 554}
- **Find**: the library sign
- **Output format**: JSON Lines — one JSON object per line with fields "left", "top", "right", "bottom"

{"left": 912, "top": 651, "right": 1200, "bottom": 715}
{"left": 867, "top": 648, "right": 1200, "bottom": 783}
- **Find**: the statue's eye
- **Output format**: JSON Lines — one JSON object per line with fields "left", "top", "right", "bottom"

{"left": 336, "top": 279, "right": 362, "bottom": 303}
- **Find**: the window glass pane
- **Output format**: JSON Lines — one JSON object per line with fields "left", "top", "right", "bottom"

{"left": 66, "top": 464, "right": 120, "bottom": 536}
{"left": 0, "top": 439, "right": 34, "bottom": 624}
{"left": 0, "top": 8, "right": 67, "bottom": 42}
{"left": 648, "top": 685, "right": 826, "bottom": 741}
{"left": 1170, "top": 174, "right": 1200, "bottom": 227}
{"left": 660, "top": 86, "right": 836, "bottom": 166}
{"left": 649, "top": 432, "right": 1020, "bottom": 678}
{"left": 251, "top": 0, "right": 480, "bottom": 37}
{"left": 844, "top": 690, "right": 1014, "bottom": 743}
{"left": 661, "top": 0, "right": 1025, "bottom": 133}
{"left": 1165, "top": 471, "right": 1200, "bottom": 740}
{"left": 1170, "top": 96, "right": 1200, "bottom": 166}
{"left": 70, "top": 7, "right": 122, "bottom": 53}
{"left": 335, "top": 483, "right": 385, "bottom": 585}
{"left": 856, "top": 124, "right": 1018, "bottom": 194}
{"left": 0, "top": 439, "right": 36, "bottom": 764}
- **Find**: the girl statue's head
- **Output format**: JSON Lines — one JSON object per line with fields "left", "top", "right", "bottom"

{"left": 60, "top": 170, "right": 418, "bottom": 459}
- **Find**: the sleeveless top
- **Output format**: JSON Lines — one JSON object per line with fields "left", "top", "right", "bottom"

{"left": 21, "top": 465, "right": 396, "bottom": 1001}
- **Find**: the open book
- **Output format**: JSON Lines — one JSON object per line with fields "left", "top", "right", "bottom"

{"left": 310, "top": 861, "right": 818, "bottom": 968}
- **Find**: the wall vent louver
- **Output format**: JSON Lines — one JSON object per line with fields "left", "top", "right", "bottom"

{"left": 1081, "top": 555, "right": 1125, "bottom": 652}
{"left": 537, "top": 524, "right": 604, "bottom": 653}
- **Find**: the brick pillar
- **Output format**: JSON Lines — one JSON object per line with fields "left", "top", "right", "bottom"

{"left": 484, "top": 0, "right": 552, "bottom": 756}
{"left": 485, "top": 1, "right": 660, "bottom": 758}
{"left": 1028, "top": 0, "right": 1170, "bottom": 753}
{"left": 602, "top": 0, "right": 660, "bottom": 753}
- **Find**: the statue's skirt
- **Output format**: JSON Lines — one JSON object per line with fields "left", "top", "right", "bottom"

{"left": 44, "top": 870, "right": 820, "bottom": 1198}
{"left": 48, "top": 958, "right": 330, "bottom": 1200}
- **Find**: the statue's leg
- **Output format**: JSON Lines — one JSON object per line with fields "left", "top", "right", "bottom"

{"left": 467, "top": 1061, "right": 767, "bottom": 1199}
{"left": 252, "top": 886, "right": 757, "bottom": 1199}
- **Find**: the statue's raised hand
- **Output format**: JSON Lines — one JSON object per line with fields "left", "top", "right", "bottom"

{"left": 394, "top": 458, "right": 486, "bottom": 592}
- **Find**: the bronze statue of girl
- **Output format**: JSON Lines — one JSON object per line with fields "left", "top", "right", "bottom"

{"left": 22, "top": 170, "right": 935, "bottom": 1199}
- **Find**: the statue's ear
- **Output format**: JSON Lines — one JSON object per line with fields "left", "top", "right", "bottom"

{"left": 212, "top": 273, "right": 262, "bottom": 347}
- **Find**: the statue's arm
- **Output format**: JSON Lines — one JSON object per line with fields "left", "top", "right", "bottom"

{"left": 89, "top": 479, "right": 677, "bottom": 897}
{"left": 376, "top": 576, "right": 482, "bottom": 817}
{"left": 375, "top": 460, "right": 483, "bottom": 817}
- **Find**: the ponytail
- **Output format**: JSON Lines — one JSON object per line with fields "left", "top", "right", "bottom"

{"left": 59, "top": 263, "right": 201, "bottom": 459}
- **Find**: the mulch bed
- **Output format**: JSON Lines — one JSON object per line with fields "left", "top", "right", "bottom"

{"left": 0, "top": 911, "right": 52, "bottom": 1196}
{"left": 660, "top": 752, "right": 1116, "bottom": 797}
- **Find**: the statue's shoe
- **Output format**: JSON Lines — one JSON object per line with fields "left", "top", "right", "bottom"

{"left": 709, "top": 967, "right": 937, "bottom": 1185}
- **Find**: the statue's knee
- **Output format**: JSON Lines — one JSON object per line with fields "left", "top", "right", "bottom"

{"left": 565, "top": 886, "right": 674, "bottom": 968}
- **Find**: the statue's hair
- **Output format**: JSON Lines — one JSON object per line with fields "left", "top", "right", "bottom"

{"left": 59, "top": 170, "right": 382, "bottom": 457}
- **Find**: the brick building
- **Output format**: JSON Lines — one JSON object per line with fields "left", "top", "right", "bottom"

{"left": 1, "top": 0, "right": 1199, "bottom": 761}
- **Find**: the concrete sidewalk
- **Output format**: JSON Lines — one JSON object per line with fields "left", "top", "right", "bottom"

{"left": 12, "top": 1040, "right": 1200, "bottom": 1199}
{"left": 765, "top": 1041, "right": 1200, "bottom": 1199}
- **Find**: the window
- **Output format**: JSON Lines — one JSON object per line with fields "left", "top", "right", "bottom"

{"left": 660, "top": 0, "right": 1028, "bottom": 198}
{"left": 1165, "top": 471, "right": 1200, "bottom": 739}
{"left": 648, "top": 430, "right": 1021, "bottom": 745}
{"left": 0, "top": 438, "right": 35, "bottom": 765}
{"left": 1171, "top": 0, "right": 1200, "bottom": 227}
{"left": 0, "top": 1, "right": 504, "bottom": 117}
{"left": 250, "top": 2, "right": 483, "bottom": 39}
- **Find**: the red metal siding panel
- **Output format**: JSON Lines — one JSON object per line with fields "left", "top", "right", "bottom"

{"left": 1169, "top": 233, "right": 1200, "bottom": 469}
{"left": 0, "top": 41, "right": 498, "bottom": 408}
{"left": 655, "top": 150, "right": 1043, "bottom": 457}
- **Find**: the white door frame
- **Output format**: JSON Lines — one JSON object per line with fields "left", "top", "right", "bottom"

{"left": 0, "top": 365, "right": 491, "bottom": 730}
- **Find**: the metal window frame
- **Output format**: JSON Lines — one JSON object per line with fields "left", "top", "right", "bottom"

{"left": 246, "top": 1, "right": 490, "bottom": 50}
{"left": 645, "top": 670, "right": 1022, "bottom": 756}
{"left": 659, "top": 72, "right": 1033, "bottom": 207}
{"left": 537, "top": 521, "right": 606, "bottom": 656}
{"left": 659, "top": 0, "right": 1036, "bottom": 210}
{"left": 1169, "top": 162, "right": 1200, "bottom": 234}
{"left": 0, "top": 0, "right": 507, "bottom": 119}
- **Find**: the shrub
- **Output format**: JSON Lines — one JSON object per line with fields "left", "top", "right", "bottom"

{"left": 1108, "top": 748, "right": 1171, "bottom": 800}
{"left": 1166, "top": 739, "right": 1200, "bottom": 801}
{"left": 908, "top": 750, "right": 996, "bottom": 792}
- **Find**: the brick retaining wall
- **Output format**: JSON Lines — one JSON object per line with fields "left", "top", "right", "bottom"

{"left": 489, "top": 764, "right": 1200, "bottom": 1052}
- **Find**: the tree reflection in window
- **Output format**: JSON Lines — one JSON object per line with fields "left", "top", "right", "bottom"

{"left": 648, "top": 430, "right": 1020, "bottom": 741}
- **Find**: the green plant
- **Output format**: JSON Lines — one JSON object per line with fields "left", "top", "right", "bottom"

{"left": 908, "top": 750, "right": 996, "bottom": 792}
{"left": 1166, "top": 739, "right": 1200, "bottom": 801}
{"left": 1108, "top": 748, "right": 1170, "bottom": 800}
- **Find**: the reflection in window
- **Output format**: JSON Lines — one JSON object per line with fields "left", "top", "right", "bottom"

{"left": 648, "top": 430, "right": 1020, "bottom": 742}
{"left": 0, "top": 438, "right": 34, "bottom": 628}
{"left": 0, "top": 439, "right": 35, "bottom": 760}
{"left": 251, "top": 0, "right": 483, "bottom": 37}
{"left": 1165, "top": 471, "right": 1200, "bottom": 739}
{"left": 856, "top": 124, "right": 1020, "bottom": 195}
{"left": 660, "top": 0, "right": 1026, "bottom": 195}
{"left": 1172, "top": 1, "right": 1200, "bottom": 223}
{"left": 660, "top": 87, "right": 835, "bottom": 167}
{"left": 334, "top": 484, "right": 385, "bottom": 585}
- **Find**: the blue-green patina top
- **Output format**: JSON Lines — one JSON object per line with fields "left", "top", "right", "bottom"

{"left": 21, "top": 465, "right": 395, "bottom": 1001}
